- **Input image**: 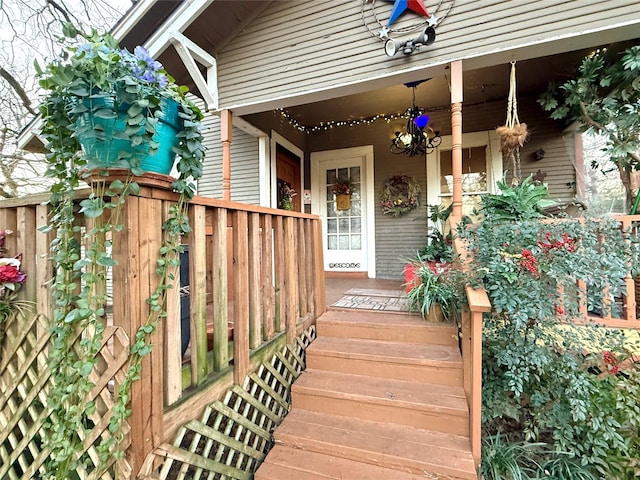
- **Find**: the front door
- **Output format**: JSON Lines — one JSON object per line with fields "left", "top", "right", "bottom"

{"left": 311, "top": 146, "right": 375, "bottom": 277}
{"left": 275, "top": 145, "right": 302, "bottom": 211}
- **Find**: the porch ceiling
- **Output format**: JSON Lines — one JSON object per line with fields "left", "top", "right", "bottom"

{"left": 278, "top": 48, "right": 595, "bottom": 130}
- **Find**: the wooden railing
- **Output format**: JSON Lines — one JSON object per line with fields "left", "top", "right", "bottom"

{"left": 587, "top": 214, "right": 640, "bottom": 328}
{"left": 0, "top": 180, "right": 326, "bottom": 475}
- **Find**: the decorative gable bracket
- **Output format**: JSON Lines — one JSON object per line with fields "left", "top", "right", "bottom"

{"left": 169, "top": 32, "right": 218, "bottom": 111}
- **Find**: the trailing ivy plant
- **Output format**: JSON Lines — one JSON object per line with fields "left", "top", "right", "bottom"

{"left": 37, "top": 24, "right": 204, "bottom": 478}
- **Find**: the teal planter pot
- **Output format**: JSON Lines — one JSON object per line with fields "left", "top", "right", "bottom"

{"left": 75, "top": 96, "right": 181, "bottom": 175}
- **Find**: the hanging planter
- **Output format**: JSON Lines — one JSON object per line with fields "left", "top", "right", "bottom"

{"left": 336, "top": 193, "right": 351, "bottom": 211}
{"left": 37, "top": 25, "right": 205, "bottom": 184}
{"left": 495, "top": 60, "right": 529, "bottom": 183}
{"left": 76, "top": 96, "right": 181, "bottom": 174}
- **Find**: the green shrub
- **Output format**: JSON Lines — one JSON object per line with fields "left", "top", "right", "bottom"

{"left": 460, "top": 213, "right": 640, "bottom": 477}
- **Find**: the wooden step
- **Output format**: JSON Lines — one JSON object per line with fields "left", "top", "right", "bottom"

{"left": 273, "top": 409, "right": 477, "bottom": 479}
{"left": 306, "top": 336, "right": 463, "bottom": 386}
{"left": 317, "top": 310, "right": 458, "bottom": 346}
{"left": 292, "top": 369, "right": 469, "bottom": 436}
{"left": 255, "top": 445, "right": 437, "bottom": 480}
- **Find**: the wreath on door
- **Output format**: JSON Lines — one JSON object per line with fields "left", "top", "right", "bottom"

{"left": 380, "top": 174, "right": 421, "bottom": 217}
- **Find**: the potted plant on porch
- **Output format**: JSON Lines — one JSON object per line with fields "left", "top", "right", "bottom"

{"left": 37, "top": 24, "right": 205, "bottom": 188}
{"left": 404, "top": 204, "right": 454, "bottom": 292}
{"left": 406, "top": 263, "right": 462, "bottom": 322}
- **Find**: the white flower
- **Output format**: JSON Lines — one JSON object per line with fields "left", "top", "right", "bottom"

{"left": 0, "top": 257, "right": 21, "bottom": 268}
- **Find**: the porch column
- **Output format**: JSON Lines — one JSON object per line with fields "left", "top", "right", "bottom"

{"left": 221, "top": 109, "right": 232, "bottom": 201}
{"left": 450, "top": 60, "right": 463, "bottom": 219}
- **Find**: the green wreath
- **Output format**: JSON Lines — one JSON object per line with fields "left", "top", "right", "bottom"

{"left": 380, "top": 174, "right": 421, "bottom": 217}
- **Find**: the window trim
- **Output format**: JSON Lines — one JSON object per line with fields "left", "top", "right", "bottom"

{"left": 425, "top": 130, "right": 502, "bottom": 207}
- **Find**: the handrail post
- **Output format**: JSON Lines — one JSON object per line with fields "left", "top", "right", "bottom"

{"left": 111, "top": 193, "right": 165, "bottom": 474}
{"left": 465, "top": 285, "right": 491, "bottom": 469}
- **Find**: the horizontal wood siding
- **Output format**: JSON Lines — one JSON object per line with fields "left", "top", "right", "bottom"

{"left": 216, "top": 0, "right": 640, "bottom": 111}
{"left": 198, "top": 113, "right": 261, "bottom": 204}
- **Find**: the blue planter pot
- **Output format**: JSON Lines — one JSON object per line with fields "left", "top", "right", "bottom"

{"left": 75, "top": 96, "right": 181, "bottom": 175}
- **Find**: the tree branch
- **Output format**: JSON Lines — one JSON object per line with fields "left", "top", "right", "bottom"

{"left": 46, "top": 0, "right": 71, "bottom": 23}
{"left": 579, "top": 101, "right": 607, "bottom": 132}
{"left": 0, "top": 67, "right": 37, "bottom": 116}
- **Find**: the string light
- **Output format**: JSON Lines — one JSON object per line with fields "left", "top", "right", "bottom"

{"left": 276, "top": 105, "right": 450, "bottom": 134}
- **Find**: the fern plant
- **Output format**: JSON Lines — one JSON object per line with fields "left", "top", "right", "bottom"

{"left": 479, "top": 176, "right": 556, "bottom": 222}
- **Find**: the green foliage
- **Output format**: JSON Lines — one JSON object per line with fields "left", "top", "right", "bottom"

{"left": 481, "top": 435, "right": 541, "bottom": 480}
{"left": 37, "top": 25, "right": 205, "bottom": 200}
{"left": 406, "top": 263, "right": 465, "bottom": 321}
{"left": 538, "top": 44, "right": 640, "bottom": 208}
{"left": 417, "top": 204, "right": 454, "bottom": 263}
{"left": 479, "top": 176, "right": 556, "bottom": 222}
{"left": 460, "top": 207, "right": 640, "bottom": 477}
{"left": 38, "top": 24, "right": 201, "bottom": 480}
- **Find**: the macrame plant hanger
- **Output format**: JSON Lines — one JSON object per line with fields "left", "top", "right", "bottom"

{"left": 496, "top": 60, "right": 528, "bottom": 184}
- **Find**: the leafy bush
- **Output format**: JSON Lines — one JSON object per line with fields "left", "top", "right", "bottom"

{"left": 460, "top": 212, "right": 640, "bottom": 478}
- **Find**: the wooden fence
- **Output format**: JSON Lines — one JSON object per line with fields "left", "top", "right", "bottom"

{"left": 0, "top": 179, "right": 326, "bottom": 477}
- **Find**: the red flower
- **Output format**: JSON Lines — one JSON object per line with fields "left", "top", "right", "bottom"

{"left": 0, "top": 264, "right": 22, "bottom": 282}
{"left": 602, "top": 350, "right": 621, "bottom": 374}
{"left": 554, "top": 305, "right": 565, "bottom": 315}
{"left": 538, "top": 232, "right": 576, "bottom": 253}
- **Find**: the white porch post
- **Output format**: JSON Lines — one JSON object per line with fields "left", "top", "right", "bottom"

{"left": 450, "top": 60, "right": 463, "bottom": 219}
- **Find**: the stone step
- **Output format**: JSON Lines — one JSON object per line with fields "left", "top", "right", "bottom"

{"left": 306, "top": 336, "right": 463, "bottom": 386}
{"left": 273, "top": 409, "right": 477, "bottom": 479}
{"left": 318, "top": 309, "right": 458, "bottom": 346}
{"left": 292, "top": 369, "right": 469, "bottom": 436}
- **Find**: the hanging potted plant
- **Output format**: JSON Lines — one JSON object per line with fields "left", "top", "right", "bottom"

{"left": 36, "top": 24, "right": 205, "bottom": 180}
{"left": 32, "top": 24, "right": 205, "bottom": 476}
{"left": 332, "top": 179, "right": 352, "bottom": 211}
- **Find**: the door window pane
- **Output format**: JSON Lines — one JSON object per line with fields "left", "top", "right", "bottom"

{"left": 324, "top": 165, "right": 364, "bottom": 251}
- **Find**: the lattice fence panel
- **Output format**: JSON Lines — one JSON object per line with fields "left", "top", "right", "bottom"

{"left": 0, "top": 312, "right": 132, "bottom": 479}
{"left": 147, "top": 327, "right": 317, "bottom": 480}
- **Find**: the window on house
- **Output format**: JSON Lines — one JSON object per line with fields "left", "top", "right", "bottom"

{"left": 439, "top": 146, "right": 488, "bottom": 216}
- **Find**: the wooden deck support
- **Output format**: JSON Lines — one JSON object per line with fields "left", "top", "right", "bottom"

{"left": 464, "top": 286, "right": 491, "bottom": 468}
{"left": 221, "top": 109, "right": 232, "bottom": 201}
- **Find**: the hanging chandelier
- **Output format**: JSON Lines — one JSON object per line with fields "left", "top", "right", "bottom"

{"left": 390, "top": 81, "right": 442, "bottom": 156}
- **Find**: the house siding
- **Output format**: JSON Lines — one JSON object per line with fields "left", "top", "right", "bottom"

{"left": 198, "top": 113, "right": 261, "bottom": 204}
{"left": 216, "top": 0, "right": 640, "bottom": 112}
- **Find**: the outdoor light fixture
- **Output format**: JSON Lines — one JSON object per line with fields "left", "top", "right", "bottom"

{"left": 384, "top": 26, "right": 436, "bottom": 57}
{"left": 390, "top": 81, "right": 442, "bottom": 157}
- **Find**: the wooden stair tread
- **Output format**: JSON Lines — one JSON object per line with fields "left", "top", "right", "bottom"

{"left": 319, "top": 309, "right": 453, "bottom": 327}
{"left": 317, "top": 310, "right": 458, "bottom": 346}
{"left": 257, "top": 445, "right": 438, "bottom": 480}
{"left": 308, "top": 336, "right": 462, "bottom": 366}
{"left": 274, "top": 409, "right": 477, "bottom": 479}
{"left": 293, "top": 369, "right": 468, "bottom": 414}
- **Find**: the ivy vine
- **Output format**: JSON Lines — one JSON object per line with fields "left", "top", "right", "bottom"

{"left": 37, "top": 24, "right": 205, "bottom": 479}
